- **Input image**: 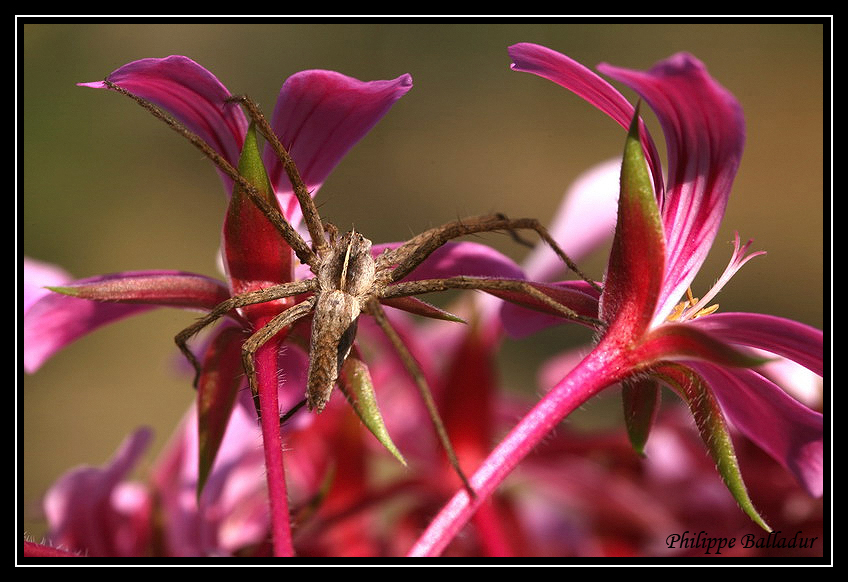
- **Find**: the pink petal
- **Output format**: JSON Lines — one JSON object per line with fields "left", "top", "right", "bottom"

{"left": 688, "top": 312, "right": 823, "bottom": 377}
{"left": 690, "top": 361, "right": 823, "bottom": 497}
{"left": 24, "top": 271, "right": 231, "bottom": 373}
{"left": 151, "top": 390, "right": 271, "bottom": 556}
{"left": 265, "top": 70, "right": 413, "bottom": 225}
{"left": 79, "top": 56, "right": 248, "bottom": 193}
{"left": 43, "top": 427, "right": 153, "bottom": 557}
{"left": 23, "top": 256, "right": 72, "bottom": 313}
{"left": 599, "top": 54, "right": 746, "bottom": 320}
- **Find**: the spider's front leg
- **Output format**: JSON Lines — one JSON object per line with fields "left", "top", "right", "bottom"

{"left": 378, "top": 214, "right": 600, "bottom": 292}
{"left": 101, "top": 81, "right": 319, "bottom": 272}
{"left": 176, "top": 278, "right": 317, "bottom": 385}
{"left": 381, "top": 276, "right": 605, "bottom": 330}
{"left": 226, "top": 94, "right": 330, "bottom": 259}
{"left": 365, "top": 297, "right": 476, "bottom": 499}
{"left": 241, "top": 296, "right": 318, "bottom": 416}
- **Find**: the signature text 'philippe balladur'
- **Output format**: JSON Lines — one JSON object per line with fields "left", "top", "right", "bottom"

{"left": 665, "top": 530, "right": 818, "bottom": 555}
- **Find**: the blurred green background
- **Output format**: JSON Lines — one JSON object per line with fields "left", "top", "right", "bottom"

{"left": 21, "top": 22, "right": 826, "bottom": 541}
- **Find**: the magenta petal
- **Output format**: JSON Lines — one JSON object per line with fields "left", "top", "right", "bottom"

{"left": 689, "top": 312, "right": 823, "bottom": 377}
{"left": 599, "top": 55, "right": 746, "bottom": 320}
{"left": 690, "top": 362, "right": 823, "bottom": 497}
{"left": 265, "top": 70, "right": 412, "bottom": 224}
{"left": 500, "top": 280, "right": 601, "bottom": 338}
{"left": 24, "top": 271, "right": 231, "bottom": 373}
{"left": 23, "top": 256, "right": 72, "bottom": 313}
{"left": 25, "top": 294, "right": 153, "bottom": 373}
{"left": 79, "top": 56, "right": 248, "bottom": 193}
{"left": 43, "top": 427, "right": 153, "bottom": 557}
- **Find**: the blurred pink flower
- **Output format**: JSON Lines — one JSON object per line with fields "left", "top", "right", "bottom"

{"left": 408, "top": 44, "right": 823, "bottom": 556}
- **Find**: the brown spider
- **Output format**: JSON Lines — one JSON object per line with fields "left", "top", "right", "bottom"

{"left": 103, "top": 81, "right": 603, "bottom": 495}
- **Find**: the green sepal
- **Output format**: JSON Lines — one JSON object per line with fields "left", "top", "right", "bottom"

{"left": 337, "top": 354, "right": 407, "bottom": 466}
{"left": 236, "top": 122, "right": 276, "bottom": 205}
{"left": 622, "top": 377, "right": 660, "bottom": 456}
{"left": 225, "top": 121, "right": 294, "bottom": 302}
{"left": 657, "top": 364, "right": 771, "bottom": 532}
{"left": 601, "top": 103, "right": 665, "bottom": 335}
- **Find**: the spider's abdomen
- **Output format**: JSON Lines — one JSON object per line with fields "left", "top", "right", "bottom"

{"left": 306, "top": 290, "right": 361, "bottom": 412}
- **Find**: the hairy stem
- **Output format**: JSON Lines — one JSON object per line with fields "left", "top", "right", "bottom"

{"left": 406, "top": 343, "right": 624, "bottom": 556}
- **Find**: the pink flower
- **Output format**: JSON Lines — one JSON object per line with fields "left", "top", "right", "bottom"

{"left": 409, "top": 44, "right": 823, "bottom": 556}
{"left": 34, "top": 390, "right": 272, "bottom": 557}
{"left": 24, "top": 56, "right": 528, "bottom": 556}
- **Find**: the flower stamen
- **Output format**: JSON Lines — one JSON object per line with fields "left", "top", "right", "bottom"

{"left": 667, "top": 233, "right": 765, "bottom": 323}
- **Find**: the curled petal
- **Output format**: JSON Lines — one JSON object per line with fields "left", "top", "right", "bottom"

{"left": 689, "top": 361, "right": 824, "bottom": 497}
{"left": 599, "top": 54, "right": 746, "bottom": 320}
{"left": 24, "top": 271, "right": 231, "bottom": 373}
{"left": 79, "top": 56, "right": 248, "bottom": 193}
{"left": 266, "top": 70, "right": 413, "bottom": 224}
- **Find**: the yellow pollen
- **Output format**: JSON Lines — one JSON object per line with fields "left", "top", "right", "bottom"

{"left": 666, "top": 287, "right": 719, "bottom": 322}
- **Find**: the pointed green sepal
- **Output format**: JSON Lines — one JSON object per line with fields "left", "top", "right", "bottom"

{"left": 196, "top": 326, "right": 245, "bottom": 498}
{"left": 45, "top": 285, "right": 81, "bottom": 297}
{"left": 658, "top": 364, "right": 771, "bottom": 531}
{"left": 225, "top": 122, "right": 294, "bottom": 300}
{"left": 622, "top": 377, "right": 660, "bottom": 456}
{"left": 601, "top": 103, "right": 665, "bottom": 334}
{"left": 235, "top": 122, "right": 276, "bottom": 205}
{"left": 337, "top": 355, "right": 407, "bottom": 466}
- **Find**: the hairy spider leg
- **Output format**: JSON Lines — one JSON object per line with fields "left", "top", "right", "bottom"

{"left": 102, "top": 81, "right": 318, "bottom": 270}
{"left": 241, "top": 297, "right": 318, "bottom": 418}
{"left": 366, "top": 297, "right": 476, "bottom": 498}
{"left": 175, "top": 278, "right": 317, "bottom": 385}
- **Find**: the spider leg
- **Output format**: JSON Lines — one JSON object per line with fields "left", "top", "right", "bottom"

{"left": 381, "top": 276, "right": 605, "bottom": 329}
{"left": 101, "top": 80, "right": 318, "bottom": 270}
{"left": 176, "top": 278, "right": 317, "bottom": 386}
{"left": 378, "top": 214, "right": 600, "bottom": 293}
{"left": 365, "top": 297, "right": 476, "bottom": 500}
{"left": 227, "top": 95, "right": 329, "bottom": 257}
{"left": 241, "top": 296, "right": 318, "bottom": 419}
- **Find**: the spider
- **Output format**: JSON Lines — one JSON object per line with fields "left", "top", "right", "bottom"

{"left": 103, "top": 81, "right": 603, "bottom": 496}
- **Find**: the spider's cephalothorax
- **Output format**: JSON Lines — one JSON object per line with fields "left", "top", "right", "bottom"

{"left": 103, "top": 80, "right": 604, "bottom": 497}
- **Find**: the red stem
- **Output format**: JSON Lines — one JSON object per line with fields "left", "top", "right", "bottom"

{"left": 407, "top": 344, "right": 623, "bottom": 556}
{"left": 256, "top": 338, "right": 295, "bottom": 557}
